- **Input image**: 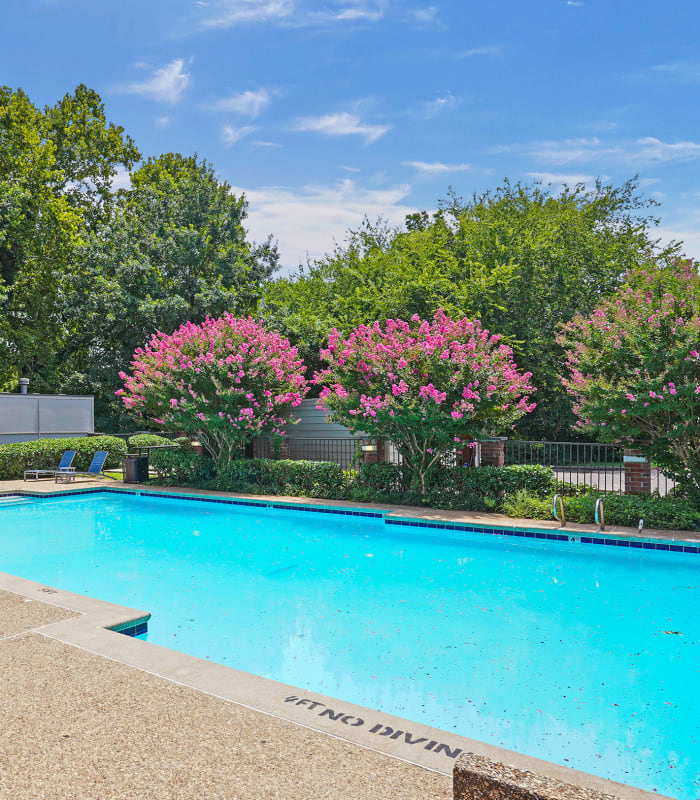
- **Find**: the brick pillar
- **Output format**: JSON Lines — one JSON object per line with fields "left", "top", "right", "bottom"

{"left": 479, "top": 437, "right": 506, "bottom": 467}
{"left": 624, "top": 448, "right": 651, "bottom": 494}
{"left": 277, "top": 438, "right": 289, "bottom": 460}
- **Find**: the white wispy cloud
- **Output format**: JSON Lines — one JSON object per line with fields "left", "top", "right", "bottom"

{"left": 294, "top": 111, "right": 389, "bottom": 143}
{"left": 155, "top": 115, "right": 172, "bottom": 129}
{"left": 404, "top": 161, "right": 471, "bottom": 174}
{"left": 333, "top": 5, "right": 383, "bottom": 20}
{"left": 407, "top": 5, "right": 441, "bottom": 25}
{"left": 457, "top": 45, "right": 502, "bottom": 58}
{"left": 201, "top": 0, "right": 385, "bottom": 27}
{"left": 656, "top": 207, "right": 700, "bottom": 259}
{"left": 251, "top": 139, "right": 282, "bottom": 148}
{"left": 124, "top": 59, "right": 191, "bottom": 105}
{"left": 567, "top": 1, "right": 584, "bottom": 6}
{"left": 231, "top": 179, "right": 415, "bottom": 268}
{"left": 423, "top": 92, "right": 460, "bottom": 118}
{"left": 494, "top": 136, "right": 700, "bottom": 166}
{"left": 207, "top": 88, "right": 271, "bottom": 117}
{"left": 202, "top": 0, "right": 293, "bottom": 27}
{"left": 110, "top": 167, "right": 132, "bottom": 191}
{"left": 526, "top": 172, "right": 599, "bottom": 184}
{"left": 222, "top": 124, "right": 258, "bottom": 145}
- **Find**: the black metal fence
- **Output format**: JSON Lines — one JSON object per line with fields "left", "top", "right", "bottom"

{"left": 255, "top": 437, "right": 397, "bottom": 470}
{"left": 505, "top": 440, "right": 675, "bottom": 496}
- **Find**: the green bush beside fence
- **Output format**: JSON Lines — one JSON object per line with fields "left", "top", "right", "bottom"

{"left": 0, "top": 436, "right": 128, "bottom": 480}
{"left": 149, "top": 450, "right": 555, "bottom": 509}
{"left": 150, "top": 448, "right": 216, "bottom": 484}
{"left": 127, "top": 433, "right": 174, "bottom": 448}
{"left": 502, "top": 489, "right": 700, "bottom": 531}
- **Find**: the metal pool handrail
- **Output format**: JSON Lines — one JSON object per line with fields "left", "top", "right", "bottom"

{"left": 552, "top": 494, "right": 566, "bottom": 528}
{"left": 595, "top": 497, "right": 605, "bottom": 532}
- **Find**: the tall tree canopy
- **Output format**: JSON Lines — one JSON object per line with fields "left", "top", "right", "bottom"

{"left": 264, "top": 179, "right": 677, "bottom": 438}
{"left": 0, "top": 85, "right": 139, "bottom": 388}
{"left": 62, "top": 153, "right": 278, "bottom": 429}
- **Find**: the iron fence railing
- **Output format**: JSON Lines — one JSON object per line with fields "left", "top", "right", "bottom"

{"left": 505, "top": 440, "right": 675, "bottom": 496}
{"left": 506, "top": 440, "right": 624, "bottom": 493}
{"left": 255, "top": 437, "right": 401, "bottom": 470}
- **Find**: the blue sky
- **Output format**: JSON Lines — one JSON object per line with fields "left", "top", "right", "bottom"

{"left": 3, "top": 0, "right": 699, "bottom": 269}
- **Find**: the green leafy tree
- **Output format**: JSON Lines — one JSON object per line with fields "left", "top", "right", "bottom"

{"left": 0, "top": 84, "right": 138, "bottom": 389}
{"left": 63, "top": 153, "right": 278, "bottom": 429}
{"left": 265, "top": 179, "right": 676, "bottom": 438}
{"left": 559, "top": 260, "right": 700, "bottom": 503}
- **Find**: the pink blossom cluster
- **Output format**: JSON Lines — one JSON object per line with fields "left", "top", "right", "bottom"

{"left": 117, "top": 315, "right": 308, "bottom": 448}
{"left": 559, "top": 260, "right": 700, "bottom": 460}
{"left": 314, "top": 309, "right": 535, "bottom": 444}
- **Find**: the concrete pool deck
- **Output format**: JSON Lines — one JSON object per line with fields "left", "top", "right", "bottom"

{"left": 0, "top": 479, "right": 688, "bottom": 799}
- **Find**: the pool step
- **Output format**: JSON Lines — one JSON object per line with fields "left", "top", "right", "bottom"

{"left": 0, "top": 496, "right": 32, "bottom": 507}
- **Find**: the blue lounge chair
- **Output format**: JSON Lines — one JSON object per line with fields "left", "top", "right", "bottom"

{"left": 56, "top": 450, "right": 112, "bottom": 483}
{"left": 24, "top": 450, "right": 76, "bottom": 481}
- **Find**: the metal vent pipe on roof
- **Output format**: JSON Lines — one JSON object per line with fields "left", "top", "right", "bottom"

{"left": 18, "top": 378, "right": 30, "bottom": 394}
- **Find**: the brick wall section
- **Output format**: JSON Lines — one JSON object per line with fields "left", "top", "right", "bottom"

{"left": 277, "top": 438, "right": 290, "bottom": 459}
{"left": 624, "top": 448, "right": 651, "bottom": 494}
{"left": 362, "top": 440, "right": 385, "bottom": 464}
{"left": 479, "top": 439, "right": 506, "bottom": 468}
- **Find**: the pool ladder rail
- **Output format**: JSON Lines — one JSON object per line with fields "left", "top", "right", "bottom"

{"left": 595, "top": 497, "right": 606, "bottom": 532}
{"left": 552, "top": 494, "right": 566, "bottom": 528}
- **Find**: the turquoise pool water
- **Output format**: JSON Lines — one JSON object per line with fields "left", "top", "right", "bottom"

{"left": 2, "top": 491, "right": 698, "bottom": 798}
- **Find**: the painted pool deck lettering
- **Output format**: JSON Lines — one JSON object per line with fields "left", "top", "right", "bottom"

{"left": 284, "top": 696, "right": 463, "bottom": 759}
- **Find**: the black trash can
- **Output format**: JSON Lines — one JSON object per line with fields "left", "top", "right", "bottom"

{"left": 122, "top": 454, "right": 149, "bottom": 484}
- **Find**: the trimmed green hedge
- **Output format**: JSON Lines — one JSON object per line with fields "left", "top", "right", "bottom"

{"left": 502, "top": 490, "right": 700, "bottom": 531}
{"left": 215, "top": 458, "right": 349, "bottom": 499}
{"left": 150, "top": 448, "right": 216, "bottom": 485}
{"left": 127, "top": 433, "right": 174, "bottom": 448}
{"left": 353, "top": 463, "right": 556, "bottom": 510}
{"left": 0, "top": 436, "right": 128, "bottom": 480}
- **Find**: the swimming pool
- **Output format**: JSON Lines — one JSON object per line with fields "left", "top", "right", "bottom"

{"left": 2, "top": 489, "right": 698, "bottom": 798}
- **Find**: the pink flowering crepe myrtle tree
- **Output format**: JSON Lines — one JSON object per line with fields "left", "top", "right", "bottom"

{"left": 314, "top": 309, "right": 536, "bottom": 493}
{"left": 558, "top": 260, "right": 700, "bottom": 501}
{"left": 117, "top": 315, "right": 308, "bottom": 469}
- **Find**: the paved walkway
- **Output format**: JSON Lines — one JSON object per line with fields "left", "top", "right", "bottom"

{"left": 0, "top": 589, "right": 450, "bottom": 800}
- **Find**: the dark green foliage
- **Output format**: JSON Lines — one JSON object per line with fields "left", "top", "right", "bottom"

{"left": 0, "top": 435, "right": 127, "bottom": 479}
{"left": 356, "top": 463, "right": 408, "bottom": 494}
{"left": 63, "top": 153, "right": 278, "bottom": 430}
{"left": 264, "top": 179, "right": 676, "bottom": 437}
{"left": 127, "top": 434, "right": 174, "bottom": 448}
{"left": 215, "top": 459, "right": 349, "bottom": 499}
{"left": 149, "top": 448, "right": 216, "bottom": 485}
{"left": 502, "top": 490, "right": 699, "bottom": 531}
{"left": 353, "top": 463, "right": 555, "bottom": 510}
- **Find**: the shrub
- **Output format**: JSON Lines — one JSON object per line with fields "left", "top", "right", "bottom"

{"left": 127, "top": 433, "right": 174, "bottom": 448}
{"left": 356, "top": 463, "right": 408, "bottom": 494}
{"left": 502, "top": 490, "right": 700, "bottom": 531}
{"left": 215, "top": 459, "right": 349, "bottom": 499}
{"left": 149, "top": 448, "right": 216, "bottom": 485}
{"left": 353, "top": 464, "right": 556, "bottom": 510}
{"left": 0, "top": 436, "right": 128, "bottom": 480}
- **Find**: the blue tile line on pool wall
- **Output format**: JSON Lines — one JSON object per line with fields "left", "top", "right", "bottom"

{"left": 2, "top": 488, "right": 699, "bottom": 554}
{"left": 115, "top": 620, "right": 148, "bottom": 638}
